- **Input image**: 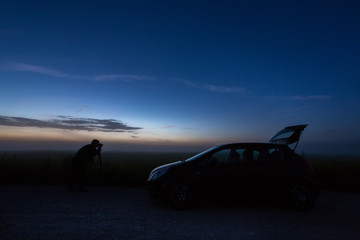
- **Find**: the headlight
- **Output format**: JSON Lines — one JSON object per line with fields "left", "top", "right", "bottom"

{"left": 148, "top": 168, "right": 169, "bottom": 181}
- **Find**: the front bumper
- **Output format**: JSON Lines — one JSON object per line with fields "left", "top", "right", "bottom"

{"left": 146, "top": 180, "right": 168, "bottom": 200}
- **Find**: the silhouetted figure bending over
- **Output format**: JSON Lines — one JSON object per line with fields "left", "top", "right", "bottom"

{"left": 68, "top": 139, "right": 103, "bottom": 192}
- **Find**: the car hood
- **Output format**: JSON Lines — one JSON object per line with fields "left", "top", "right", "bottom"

{"left": 269, "top": 124, "right": 307, "bottom": 146}
{"left": 151, "top": 161, "right": 184, "bottom": 173}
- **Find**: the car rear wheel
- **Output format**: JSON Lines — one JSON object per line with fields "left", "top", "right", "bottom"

{"left": 170, "top": 183, "right": 193, "bottom": 210}
{"left": 289, "top": 183, "right": 316, "bottom": 211}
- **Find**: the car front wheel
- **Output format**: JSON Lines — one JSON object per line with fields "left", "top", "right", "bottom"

{"left": 289, "top": 183, "right": 317, "bottom": 211}
{"left": 170, "top": 183, "right": 193, "bottom": 210}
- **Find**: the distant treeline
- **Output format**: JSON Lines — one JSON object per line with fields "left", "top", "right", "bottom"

{"left": 0, "top": 151, "right": 359, "bottom": 192}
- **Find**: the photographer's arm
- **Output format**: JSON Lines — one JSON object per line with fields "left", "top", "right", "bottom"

{"left": 96, "top": 144, "right": 103, "bottom": 167}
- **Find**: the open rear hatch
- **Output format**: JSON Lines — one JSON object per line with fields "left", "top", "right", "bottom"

{"left": 270, "top": 124, "right": 307, "bottom": 151}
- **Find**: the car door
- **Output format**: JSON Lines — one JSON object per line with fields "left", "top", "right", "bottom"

{"left": 194, "top": 147, "right": 244, "bottom": 198}
{"left": 244, "top": 145, "right": 287, "bottom": 195}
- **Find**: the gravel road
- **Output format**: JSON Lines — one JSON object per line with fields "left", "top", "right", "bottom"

{"left": 1, "top": 185, "right": 359, "bottom": 240}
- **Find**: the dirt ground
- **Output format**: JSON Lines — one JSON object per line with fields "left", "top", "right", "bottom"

{"left": 0, "top": 185, "right": 359, "bottom": 240}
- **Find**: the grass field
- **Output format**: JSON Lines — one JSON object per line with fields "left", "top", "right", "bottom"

{"left": 0, "top": 151, "right": 195, "bottom": 186}
{"left": 306, "top": 154, "right": 360, "bottom": 192}
{"left": 0, "top": 151, "right": 359, "bottom": 192}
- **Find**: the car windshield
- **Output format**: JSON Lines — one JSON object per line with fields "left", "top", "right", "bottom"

{"left": 185, "top": 146, "right": 220, "bottom": 162}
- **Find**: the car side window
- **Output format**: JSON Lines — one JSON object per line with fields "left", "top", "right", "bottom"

{"left": 230, "top": 149, "right": 242, "bottom": 163}
{"left": 204, "top": 149, "right": 236, "bottom": 165}
{"left": 210, "top": 149, "right": 232, "bottom": 165}
{"left": 232, "top": 148, "right": 250, "bottom": 163}
{"left": 253, "top": 150, "right": 261, "bottom": 161}
{"left": 253, "top": 148, "right": 271, "bottom": 162}
{"left": 269, "top": 148, "right": 285, "bottom": 162}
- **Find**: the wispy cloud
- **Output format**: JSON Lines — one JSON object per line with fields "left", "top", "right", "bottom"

{"left": 183, "top": 80, "right": 246, "bottom": 94}
{"left": 160, "top": 125, "right": 177, "bottom": 129}
{"left": 0, "top": 115, "right": 142, "bottom": 132}
{"left": 291, "top": 95, "right": 331, "bottom": 100}
{"left": 270, "top": 105, "right": 308, "bottom": 115}
{"left": 76, "top": 105, "right": 91, "bottom": 113}
{"left": 94, "top": 74, "right": 154, "bottom": 82}
{"left": 259, "top": 94, "right": 332, "bottom": 101}
{"left": 204, "top": 84, "right": 246, "bottom": 93}
{"left": 183, "top": 79, "right": 330, "bottom": 100}
{"left": 183, "top": 80, "right": 198, "bottom": 88}
{"left": 1, "top": 61, "right": 154, "bottom": 82}
{"left": 1, "top": 61, "right": 68, "bottom": 77}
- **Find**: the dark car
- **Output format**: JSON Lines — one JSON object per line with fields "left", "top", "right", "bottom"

{"left": 147, "top": 125, "right": 319, "bottom": 211}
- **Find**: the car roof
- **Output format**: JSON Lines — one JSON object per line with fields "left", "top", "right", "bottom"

{"left": 215, "top": 142, "right": 290, "bottom": 149}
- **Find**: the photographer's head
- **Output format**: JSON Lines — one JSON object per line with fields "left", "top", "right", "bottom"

{"left": 91, "top": 139, "right": 102, "bottom": 147}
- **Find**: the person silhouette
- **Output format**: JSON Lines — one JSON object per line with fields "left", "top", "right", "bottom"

{"left": 68, "top": 139, "right": 103, "bottom": 192}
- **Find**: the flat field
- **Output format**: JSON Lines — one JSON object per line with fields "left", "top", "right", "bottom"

{"left": 0, "top": 151, "right": 195, "bottom": 186}
{"left": 0, "top": 151, "right": 359, "bottom": 192}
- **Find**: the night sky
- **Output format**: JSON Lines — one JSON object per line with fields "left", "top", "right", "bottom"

{"left": 1, "top": 1, "right": 359, "bottom": 154}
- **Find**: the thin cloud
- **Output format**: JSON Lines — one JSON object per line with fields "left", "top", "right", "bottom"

{"left": 76, "top": 105, "right": 91, "bottom": 113}
{"left": 94, "top": 74, "right": 154, "bottom": 81}
{"left": 183, "top": 80, "right": 198, "bottom": 88}
{"left": 183, "top": 79, "right": 330, "bottom": 99}
{"left": 0, "top": 115, "right": 142, "bottom": 132}
{"left": 160, "top": 125, "right": 177, "bottom": 129}
{"left": 183, "top": 80, "right": 246, "bottom": 93}
{"left": 1, "top": 61, "right": 154, "bottom": 82}
{"left": 204, "top": 84, "right": 246, "bottom": 93}
{"left": 1, "top": 61, "right": 67, "bottom": 77}
{"left": 260, "top": 95, "right": 332, "bottom": 101}
{"left": 292, "top": 95, "right": 331, "bottom": 100}
{"left": 270, "top": 105, "right": 308, "bottom": 115}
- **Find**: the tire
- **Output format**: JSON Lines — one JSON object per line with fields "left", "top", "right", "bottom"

{"left": 289, "top": 183, "right": 316, "bottom": 211}
{"left": 170, "top": 183, "right": 193, "bottom": 210}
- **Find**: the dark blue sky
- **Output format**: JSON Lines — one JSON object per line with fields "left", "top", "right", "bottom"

{"left": 1, "top": 1, "right": 359, "bottom": 153}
